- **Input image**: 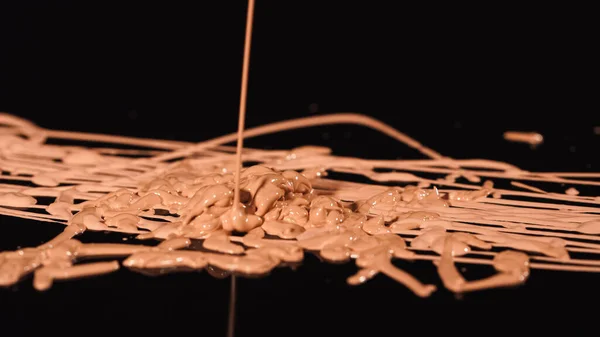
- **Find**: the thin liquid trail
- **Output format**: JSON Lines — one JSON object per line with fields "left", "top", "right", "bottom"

{"left": 229, "top": 1, "right": 256, "bottom": 337}
{"left": 228, "top": 275, "right": 238, "bottom": 337}
{"left": 233, "top": 0, "right": 255, "bottom": 206}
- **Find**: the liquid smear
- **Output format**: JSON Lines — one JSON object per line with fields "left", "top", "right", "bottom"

{"left": 503, "top": 131, "right": 544, "bottom": 146}
{"left": 1, "top": 112, "right": 600, "bottom": 297}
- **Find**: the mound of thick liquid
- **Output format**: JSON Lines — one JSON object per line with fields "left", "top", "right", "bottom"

{"left": 0, "top": 113, "right": 599, "bottom": 296}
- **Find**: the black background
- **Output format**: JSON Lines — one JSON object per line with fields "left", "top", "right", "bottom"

{"left": 0, "top": 1, "right": 598, "bottom": 336}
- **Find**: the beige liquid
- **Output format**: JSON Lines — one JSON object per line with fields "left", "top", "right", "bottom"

{"left": 1, "top": 12, "right": 598, "bottom": 337}
{"left": 0, "top": 110, "right": 599, "bottom": 298}
{"left": 503, "top": 131, "right": 544, "bottom": 146}
{"left": 227, "top": 0, "right": 256, "bottom": 335}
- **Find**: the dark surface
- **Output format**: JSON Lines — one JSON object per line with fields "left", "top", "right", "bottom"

{"left": 0, "top": 1, "right": 598, "bottom": 336}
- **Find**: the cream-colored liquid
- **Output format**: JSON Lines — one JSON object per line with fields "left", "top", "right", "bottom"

{"left": 228, "top": 1, "right": 255, "bottom": 335}
{"left": 1, "top": 111, "right": 599, "bottom": 298}
{"left": 503, "top": 131, "right": 544, "bottom": 146}
{"left": 2, "top": 7, "right": 597, "bottom": 329}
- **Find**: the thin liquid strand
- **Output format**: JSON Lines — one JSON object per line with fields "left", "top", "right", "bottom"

{"left": 229, "top": 1, "right": 256, "bottom": 336}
